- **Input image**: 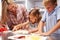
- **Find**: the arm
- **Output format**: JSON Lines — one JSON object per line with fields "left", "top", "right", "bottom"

{"left": 38, "top": 11, "right": 46, "bottom": 34}
{"left": 9, "top": 14, "right": 18, "bottom": 25}
{"left": 46, "top": 20, "right": 60, "bottom": 35}
{"left": 12, "top": 20, "right": 29, "bottom": 31}
{"left": 29, "top": 21, "right": 45, "bottom": 33}
{"left": 15, "top": 20, "right": 29, "bottom": 27}
{"left": 41, "top": 20, "right": 60, "bottom": 36}
{"left": 28, "top": 28, "right": 38, "bottom": 33}
{"left": 38, "top": 21, "right": 45, "bottom": 34}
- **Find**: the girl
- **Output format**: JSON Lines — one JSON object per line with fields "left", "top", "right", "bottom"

{"left": 13, "top": 9, "right": 42, "bottom": 33}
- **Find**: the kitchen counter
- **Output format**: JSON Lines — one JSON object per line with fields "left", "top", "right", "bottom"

{"left": 0, "top": 30, "right": 60, "bottom": 40}
{"left": 8, "top": 34, "right": 60, "bottom": 40}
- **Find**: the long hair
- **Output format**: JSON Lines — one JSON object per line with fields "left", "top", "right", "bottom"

{"left": 29, "top": 9, "right": 42, "bottom": 23}
{"left": 2, "top": 0, "right": 8, "bottom": 24}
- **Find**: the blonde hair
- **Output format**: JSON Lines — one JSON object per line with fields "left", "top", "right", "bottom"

{"left": 29, "top": 9, "right": 42, "bottom": 22}
{"left": 43, "top": 0, "right": 57, "bottom": 6}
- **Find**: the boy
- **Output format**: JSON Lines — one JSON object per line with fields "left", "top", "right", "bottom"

{"left": 38, "top": 0, "right": 60, "bottom": 36}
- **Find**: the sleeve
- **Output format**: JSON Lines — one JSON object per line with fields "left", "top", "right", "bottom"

{"left": 10, "top": 14, "right": 18, "bottom": 25}
{"left": 23, "top": 11, "right": 29, "bottom": 22}
{"left": 41, "top": 11, "right": 46, "bottom": 22}
{"left": 57, "top": 6, "right": 60, "bottom": 21}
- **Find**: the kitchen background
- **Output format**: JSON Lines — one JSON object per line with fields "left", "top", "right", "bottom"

{"left": 0, "top": 0, "right": 60, "bottom": 21}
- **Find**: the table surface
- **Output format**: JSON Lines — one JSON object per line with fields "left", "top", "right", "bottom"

{"left": 8, "top": 34, "right": 60, "bottom": 40}
{"left": 1, "top": 30, "right": 60, "bottom": 40}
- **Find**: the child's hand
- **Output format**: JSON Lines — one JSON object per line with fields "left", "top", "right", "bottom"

{"left": 40, "top": 32, "right": 50, "bottom": 36}
{"left": 28, "top": 30, "right": 32, "bottom": 34}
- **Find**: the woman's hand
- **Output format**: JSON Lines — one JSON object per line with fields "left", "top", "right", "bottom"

{"left": 28, "top": 30, "right": 32, "bottom": 34}
{"left": 12, "top": 21, "right": 29, "bottom": 31}
{"left": 12, "top": 25, "right": 22, "bottom": 31}
{"left": 12, "top": 26, "right": 19, "bottom": 31}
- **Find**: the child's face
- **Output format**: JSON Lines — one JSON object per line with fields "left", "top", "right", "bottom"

{"left": 29, "top": 15, "right": 37, "bottom": 24}
{"left": 45, "top": 3, "right": 56, "bottom": 13}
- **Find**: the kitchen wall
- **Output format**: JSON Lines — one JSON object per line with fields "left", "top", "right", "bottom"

{"left": 27, "top": 0, "right": 43, "bottom": 9}
{"left": 0, "top": 0, "right": 44, "bottom": 21}
{"left": 57, "top": 0, "right": 60, "bottom": 6}
{"left": 14, "top": 0, "right": 44, "bottom": 11}
{"left": 27, "top": 0, "right": 35, "bottom": 10}
{"left": 1, "top": 0, "right": 59, "bottom": 21}
{"left": 34, "top": 2, "right": 44, "bottom": 8}
{"left": 27, "top": 0, "right": 44, "bottom": 13}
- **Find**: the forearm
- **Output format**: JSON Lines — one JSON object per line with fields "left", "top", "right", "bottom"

{"left": 47, "top": 21, "right": 60, "bottom": 35}
{"left": 16, "top": 20, "right": 29, "bottom": 27}
{"left": 38, "top": 21, "right": 45, "bottom": 34}
{"left": 29, "top": 28, "right": 38, "bottom": 33}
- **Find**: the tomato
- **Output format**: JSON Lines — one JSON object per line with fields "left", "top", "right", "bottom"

{"left": 0, "top": 27, "right": 7, "bottom": 32}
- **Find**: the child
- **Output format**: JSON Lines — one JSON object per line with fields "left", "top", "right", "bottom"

{"left": 13, "top": 9, "right": 42, "bottom": 33}
{"left": 38, "top": 0, "right": 60, "bottom": 37}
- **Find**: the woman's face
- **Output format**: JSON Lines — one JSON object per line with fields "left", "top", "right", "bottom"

{"left": 8, "top": 4, "right": 17, "bottom": 14}
{"left": 45, "top": 3, "right": 55, "bottom": 13}
{"left": 29, "top": 14, "right": 37, "bottom": 24}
